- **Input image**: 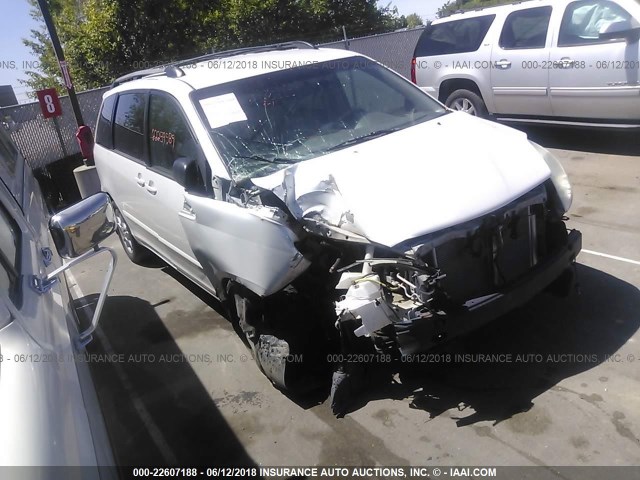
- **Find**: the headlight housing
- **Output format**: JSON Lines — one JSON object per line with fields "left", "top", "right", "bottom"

{"left": 530, "top": 141, "right": 572, "bottom": 213}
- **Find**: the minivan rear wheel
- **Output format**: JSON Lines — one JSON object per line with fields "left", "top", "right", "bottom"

{"left": 113, "top": 207, "right": 153, "bottom": 264}
{"left": 445, "top": 89, "right": 488, "bottom": 118}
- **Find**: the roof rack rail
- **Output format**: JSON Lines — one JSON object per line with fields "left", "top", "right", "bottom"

{"left": 110, "top": 66, "right": 166, "bottom": 88}
{"left": 109, "top": 41, "right": 316, "bottom": 88}
{"left": 173, "top": 40, "right": 316, "bottom": 68}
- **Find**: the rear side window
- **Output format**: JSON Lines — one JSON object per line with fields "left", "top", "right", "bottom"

{"left": 558, "top": 0, "right": 632, "bottom": 46}
{"left": 95, "top": 94, "right": 116, "bottom": 149}
{"left": 0, "top": 202, "right": 20, "bottom": 305}
{"left": 500, "top": 6, "right": 553, "bottom": 49}
{"left": 0, "top": 129, "right": 19, "bottom": 174}
{"left": 113, "top": 93, "right": 146, "bottom": 160}
{"left": 415, "top": 15, "right": 495, "bottom": 56}
{"left": 148, "top": 94, "right": 198, "bottom": 176}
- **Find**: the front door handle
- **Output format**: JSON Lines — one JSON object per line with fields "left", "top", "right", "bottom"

{"left": 135, "top": 176, "right": 146, "bottom": 187}
{"left": 179, "top": 199, "right": 196, "bottom": 220}
{"left": 559, "top": 57, "right": 574, "bottom": 69}
{"left": 146, "top": 185, "right": 157, "bottom": 195}
{"left": 495, "top": 59, "right": 512, "bottom": 69}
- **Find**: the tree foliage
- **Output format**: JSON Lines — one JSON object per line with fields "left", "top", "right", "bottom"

{"left": 405, "top": 13, "right": 424, "bottom": 28}
{"left": 437, "top": 0, "right": 514, "bottom": 18}
{"left": 21, "top": 0, "right": 405, "bottom": 95}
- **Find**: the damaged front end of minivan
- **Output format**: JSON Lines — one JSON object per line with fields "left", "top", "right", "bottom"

{"left": 220, "top": 145, "right": 581, "bottom": 416}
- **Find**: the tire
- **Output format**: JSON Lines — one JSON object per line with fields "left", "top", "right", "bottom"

{"left": 445, "top": 89, "right": 488, "bottom": 118}
{"left": 113, "top": 207, "right": 153, "bottom": 264}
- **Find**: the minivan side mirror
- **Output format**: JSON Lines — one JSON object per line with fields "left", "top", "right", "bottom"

{"left": 49, "top": 192, "right": 115, "bottom": 259}
{"left": 172, "top": 156, "right": 199, "bottom": 189}
{"left": 599, "top": 20, "right": 640, "bottom": 42}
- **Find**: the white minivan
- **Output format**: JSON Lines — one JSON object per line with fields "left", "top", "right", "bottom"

{"left": 94, "top": 42, "right": 581, "bottom": 414}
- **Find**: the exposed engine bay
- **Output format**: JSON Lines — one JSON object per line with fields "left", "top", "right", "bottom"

{"left": 206, "top": 173, "right": 581, "bottom": 416}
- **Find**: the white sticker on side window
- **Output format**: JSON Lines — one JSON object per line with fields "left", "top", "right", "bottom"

{"left": 199, "top": 93, "right": 248, "bottom": 129}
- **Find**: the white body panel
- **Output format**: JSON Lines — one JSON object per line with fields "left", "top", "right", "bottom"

{"left": 179, "top": 193, "right": 310, "bottom": 297}
{"left": 0, "top": 163, "right": 113, "bottom": 469}
{"left": 254, "top": 112, "right": 552, "bottom": 247}
{"left": 0, "top": 127, "right": 114, "bottom": 470}
{"left": 490, "top": 35, "right": 553, "bottom": 116}
{"left": 549, "top": 41, "right": 640, "bottom": 119}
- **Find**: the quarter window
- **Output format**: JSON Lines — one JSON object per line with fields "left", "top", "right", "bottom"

{"left": 559, "top": 0, "right": 633, "bottom": 46}
{"left": 415, "top": 15, "right": 496, "bottom": 56}
{"left": 500, "top": 7, "right": 552, "bottom": 49}
{"left": 113, "top": 93, "right": 146, "bottom": 160}
{"left": 148, "top": 95, "right": 198, "bottom": 175}
{"left": 95, "top": 94, "right": 116, "bottom": 149}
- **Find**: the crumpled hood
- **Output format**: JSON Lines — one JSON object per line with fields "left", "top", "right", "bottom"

{"left": 252, "top": 112, "right": 551, "bottom": 247}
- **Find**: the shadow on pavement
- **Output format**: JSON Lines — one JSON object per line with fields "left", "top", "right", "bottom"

{"left": 346, "top": 264, "right": 640, "bottom": 424}
{"left": 501, "top": 123, "right": 640, "bottom": 157}
{"left": 160, "top": 265, "right": 336, "bottom": 408}
{"left": 75, "top": 294, "right": 260, "bottom": 469}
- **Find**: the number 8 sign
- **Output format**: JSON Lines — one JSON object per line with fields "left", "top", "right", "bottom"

{"left": 36, "top": 88, "right": 62, "bottom": 118}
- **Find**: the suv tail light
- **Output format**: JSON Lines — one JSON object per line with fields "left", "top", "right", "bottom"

{"left": 410, "top": 57, "right": 417, "bottom": 84}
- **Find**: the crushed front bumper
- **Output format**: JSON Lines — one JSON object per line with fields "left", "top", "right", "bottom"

{"left": 394, "top": 229, "right": 582, "bottom": 355}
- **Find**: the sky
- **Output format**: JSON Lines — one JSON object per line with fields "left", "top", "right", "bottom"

{"left": 0, "top": 0, "right": 445, "bottom": 105}
{"left": 384, "top": 0, "right": 445, "bottom": 21}
{"left": 0, "top": 0, "right": 39, "bottom": 104}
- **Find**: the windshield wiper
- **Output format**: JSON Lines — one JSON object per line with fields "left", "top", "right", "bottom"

{"left": 231, "top": 154, "right": 298, "bottom": 165}
{"left": 325, "top": 128, "right": 400, "bottom": 153}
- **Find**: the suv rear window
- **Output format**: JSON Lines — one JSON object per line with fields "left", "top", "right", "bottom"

{"left": 415, "top": 15, "right": 496, "bottom": 57}
{"left": 500, "top": 6, "right": 553, "bottom": 49}
{"left": 113, "top": 93, "right": 146, "bottom": 160}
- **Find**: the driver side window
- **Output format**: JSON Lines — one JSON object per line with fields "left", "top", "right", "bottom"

{"left": 148, "top": 94, "right": 199, "bottom": 176}
{"left": 559, "top": 0, "right": 632, "bottom": 46}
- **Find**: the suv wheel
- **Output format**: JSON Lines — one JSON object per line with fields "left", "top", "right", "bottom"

{"left": 445, "top": 89, "right": 488, "bottom": 118}
{"left": 113, "top": 207, "right": 152, "bottom": 264}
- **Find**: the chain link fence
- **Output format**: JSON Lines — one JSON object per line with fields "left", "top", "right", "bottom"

{"left": 0, "top": 87, "right": 107, "bottom": 169}
{"left": 0, "top": 28, "right": 425, "bottom": 171}
{"left": 320, "top": 27, "right": 425, "bottom": 80}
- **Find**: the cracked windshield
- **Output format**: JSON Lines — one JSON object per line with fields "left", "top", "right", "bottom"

{"left": 193, "top": 56, "right": 446, "bottom": 181}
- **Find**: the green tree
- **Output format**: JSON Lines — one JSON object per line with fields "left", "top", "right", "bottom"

{"left": 21, "top": 0, "right": 406, "bottom": 95}
{"left": 437, "top": 0, "right": 513, "bottom": 18}
{"left": 405, "top": 13, "right": 424, "bottom": 28}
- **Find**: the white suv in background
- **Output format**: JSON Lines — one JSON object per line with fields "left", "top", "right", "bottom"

{"left": 412, "top": 0, "right": 640, "bottom": 127}
{"left": 94, "top": 42, "right": 581, "bottom": 414}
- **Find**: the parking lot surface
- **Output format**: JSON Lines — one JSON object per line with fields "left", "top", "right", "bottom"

{"left": 68, "top": 127, "right": 640, "bottom": 471}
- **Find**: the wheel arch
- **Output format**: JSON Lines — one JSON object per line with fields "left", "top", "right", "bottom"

{"left": 438, "top": 78, "right": 482, "bottom": 103}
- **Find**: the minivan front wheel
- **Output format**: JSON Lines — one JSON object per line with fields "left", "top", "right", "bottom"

{"left": 445, "top": 89, "right": 488, "bottom": 117}
{"left": 113, "top": 207, "right": 152, "bottom": 264}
